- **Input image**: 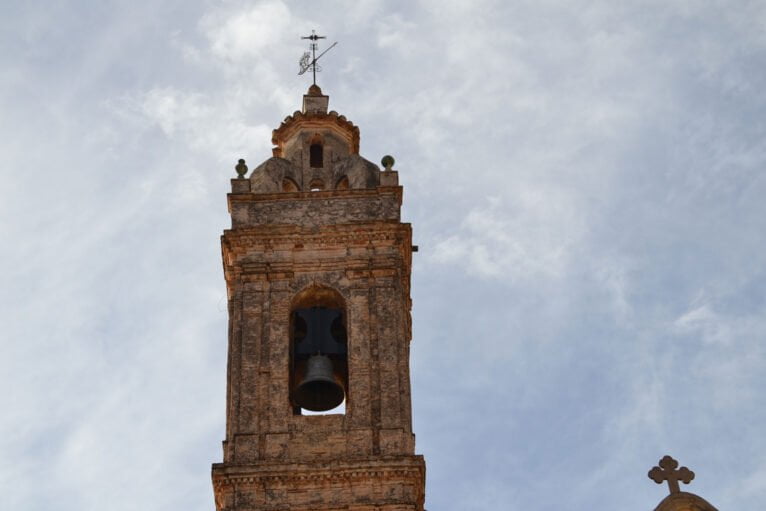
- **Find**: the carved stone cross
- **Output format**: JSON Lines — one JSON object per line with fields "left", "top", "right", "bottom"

{"left": 648, "top": 455, "right": 695, "bottom": 494}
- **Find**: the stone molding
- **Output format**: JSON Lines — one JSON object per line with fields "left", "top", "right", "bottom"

{"left": 228, "top": 189, "right": 403, "bottom": 229}
{"left": 212, "top": 456, "right": 425, "bottom": 511}
{"left": 272, "top": 110, "right": 360, "bottom": 156}
{"left": 212, "top": 457, "right": 425, "bottom": 486}
{"left": 222, "top": 226, "right": 411, "bottom": 254}
{"left": 228, "top": 187, "right": 403, "bottom": 218}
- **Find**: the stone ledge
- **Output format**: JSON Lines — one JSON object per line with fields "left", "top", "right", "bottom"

{"left": 212, "top": 454, "right": 424, "bottom": 482}
{"left": 228, "top": 185, "right": 401, "bottom": 204}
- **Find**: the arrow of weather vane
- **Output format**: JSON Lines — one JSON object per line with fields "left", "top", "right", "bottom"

{"left": 298, "top": 30, "right": 337, "bottom": 86}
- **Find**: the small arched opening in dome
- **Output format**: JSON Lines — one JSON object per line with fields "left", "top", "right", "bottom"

{"left": 335, "top": 176, "right": 349, "bottom": 190}
{"left": 309, "top": 134, "right": 323, "bottom": 168}
{"left": 282, "top": 177, "right": 300, "bottom": 192}
{"left": 309, "top": 179, "right": 325, "bottom": 192}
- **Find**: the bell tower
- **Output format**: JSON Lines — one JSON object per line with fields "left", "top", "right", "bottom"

{"left": 211, "top": 84, "right": 426, "bottom": 510}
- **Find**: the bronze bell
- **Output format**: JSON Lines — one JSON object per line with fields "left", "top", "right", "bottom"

{"left": 293, "top": 354, "right": 345, "bottom": 411}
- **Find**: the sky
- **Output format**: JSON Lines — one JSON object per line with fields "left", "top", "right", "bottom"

{"left": 1, "top": 1, "right": 765, "bottom": 510}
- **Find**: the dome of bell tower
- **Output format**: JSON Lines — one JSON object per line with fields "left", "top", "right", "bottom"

{"left": 248, "top": 86, "right": 384, "bottom": 193}
{"left": 271, "top": 85, "right": 360, "bottom": 162}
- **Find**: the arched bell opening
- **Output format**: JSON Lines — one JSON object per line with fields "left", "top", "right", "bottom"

{"left": 289, "top": 286, "right": 348, "bottom": 415}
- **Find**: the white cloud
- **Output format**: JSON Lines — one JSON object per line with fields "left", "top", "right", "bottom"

{"left": 201, "top": 0, "right": 293, "bottom": 61}
{"left": 430, "top": 186, "right": 586, "bottom": 282}
{"left": 107, "top": 86, "right": 272, "bottom": 165}
{"left": 2, "top": 1, "right": 766, "bottom": 511}
{"left": 674, "top": 302, "right": 732, "bottom": 345}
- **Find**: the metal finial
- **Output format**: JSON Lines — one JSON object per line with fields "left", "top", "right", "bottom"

{"left": 648, "top": 455, "right": 695, "bottom": 495}
{"left": 299, "top": 30, "right": 337, "bottom": 86}
{"left": 235, "top": 158, "right": 248, "bottom": 178}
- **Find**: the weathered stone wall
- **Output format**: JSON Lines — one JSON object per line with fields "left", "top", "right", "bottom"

{"left": 282, "top": 130, "right": 350, "bottom": 169}
{"left": 221, "top": 218, "right": 414, "bottom": 462}
{"left": 229, "top": 188, "right": 401, "bottom": 228}
{"left": 247, "top": 156, "right": 383, "bottom": 195}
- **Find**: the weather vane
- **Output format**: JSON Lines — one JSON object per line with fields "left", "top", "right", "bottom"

{"left": 298, "top": 30, "right": 337, "bottom": 86}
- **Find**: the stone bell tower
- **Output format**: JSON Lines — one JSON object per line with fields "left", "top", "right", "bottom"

{"left": 211, "top": 84, "right": 426, "bottom": 510}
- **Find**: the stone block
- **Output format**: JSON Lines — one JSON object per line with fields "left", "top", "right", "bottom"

{"left": 379, "top": 428, "right": 414, "bottom": 455}
{"left": 231, "top": 178, "right": 251, "bottom": 193}
{"left": 379, "top": 170, "right": 399, "bottom": 187}
{"left": 265, "top": 432, "right": 290, "bottom": 459}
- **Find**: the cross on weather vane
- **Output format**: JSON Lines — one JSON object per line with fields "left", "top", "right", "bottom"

{"left": 298, "top": 30, "right": 337, "bottom": 86}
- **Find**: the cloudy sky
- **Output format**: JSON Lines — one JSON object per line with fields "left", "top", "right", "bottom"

{"left": 2, "top": 1, "right": 765, "bottom": 510}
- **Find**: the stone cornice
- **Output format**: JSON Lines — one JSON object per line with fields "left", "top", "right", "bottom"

{"left": 221, "top": 224, "right": 413, "bottom": 296}
{"left": 228, "top": 185, "right": 403, "bottom": 207}
{"left": 222, "top": 222, "right": 411, "bottom": 246}
{"left": 271, "top": 110, "right": 360, "bottom": 156}
{"left": 212, "top": 455, "right": 425, "bottom": 488}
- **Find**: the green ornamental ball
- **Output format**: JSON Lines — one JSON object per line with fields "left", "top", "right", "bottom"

{"left": 381, "top": 155, "right": 395, "bottom": 169}
{"left": 235, "top": 158, "right": 248, "bottom": 178}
